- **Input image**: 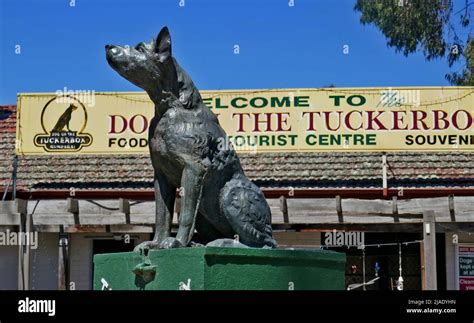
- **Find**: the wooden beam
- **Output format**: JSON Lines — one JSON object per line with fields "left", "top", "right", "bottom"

{"left": 17, "top": 211, "right": 31, "bottom": 290}
{"left": 24, "top": 211, "right": 32, "bottom": 290}
{"left": 3, "top": 196, "right": 474, "bottom": 229}
{"left": 0, "top": 199, "right": 27, "bottom": 225}
{"left": 435, "top": 222, "right": 474, "bottom": 232}
{"left": 392, "top": 196, "right": 399, "bottom": 223}
{"left": 272, "top": 222, "right": 423, "bottom": 232}
{"left": 58, "top": 229, "right": 70, "bottom": 290}
{"left": 32, "top": 224, "right": 153, "bottom": 233}
{"left": 33, "top": 225, "right": 61, "bottom": 232}
{"left": 67, "top": 198, "right": 79, "bottom": 225}
{"left": 448, "top": 195, "right": 456, "bottom": 222}
{"left": 64, "top": 225, "right": 107, "bottom": 233}
{"left": 273, "top": 221, "right": 474, "bottom": 233}
{"left": 420, "top": 241, "right": 426, "bottom": 290}
{"left": 382, "top": 153, "right": 388, "bottom": 197}
{"left": 347, "top": 212, "right": 422, "bottom": 219}
{"left": 67, "top": 198, "right": 78, "bottom": 213}
{"left": 119, "top": 198, "right": 130, "bottom": 224}
{"left": 17, "top": 220, "right": 474, "bottom": 233}
{"left": 279, "top": 196, "right": 289, "bottom": 224}
{"left": 341, "top": 198, "right": 392, "bottom": 217}
{"left": 336, "top": 195, "right": 343, "bottom": 223}
{"left": 422, "top": 211, "right": 437, "bottom": 290}
{"left": 109, "top": 224, "right": 153, "bottom": 233}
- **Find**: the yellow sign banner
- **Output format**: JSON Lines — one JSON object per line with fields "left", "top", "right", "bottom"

{"left": 16, "top": 87, "right": 474, "bottom": 155}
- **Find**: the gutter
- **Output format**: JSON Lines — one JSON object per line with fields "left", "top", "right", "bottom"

{"left": 12, "top": 188, "right": 474, "bottom": 200}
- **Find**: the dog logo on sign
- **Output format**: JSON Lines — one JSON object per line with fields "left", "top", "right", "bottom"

{"left": 34, "top": 95, "right": 92, "bottom": 152}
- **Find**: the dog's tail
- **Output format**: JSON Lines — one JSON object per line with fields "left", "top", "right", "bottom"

{"left": 219, "top": 174, "right": 276, "bottom": 248}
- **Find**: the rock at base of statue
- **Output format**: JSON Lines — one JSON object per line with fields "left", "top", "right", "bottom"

{"left": 93, "top": 247, "right": 346, "bottom": 290}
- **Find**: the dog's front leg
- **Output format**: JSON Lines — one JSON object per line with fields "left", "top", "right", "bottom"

{"left": 153, "top": 172, "right": 176, "bottom": 241}
{"left": 160, "top": 163, "right": 205, "bottom": 248}
{"left": 134, "top": 172, "right": 176, "bottom": 252}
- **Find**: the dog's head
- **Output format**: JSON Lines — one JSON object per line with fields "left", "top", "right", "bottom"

{"left": 105, "top": 27, "right": 178, "bottom": 96}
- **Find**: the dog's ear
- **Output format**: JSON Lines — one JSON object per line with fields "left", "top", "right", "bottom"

{"left": 154, "top": 27, "right": 172, "bottom": 61}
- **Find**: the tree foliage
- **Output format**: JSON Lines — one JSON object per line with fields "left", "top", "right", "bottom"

{"left": 354, "top": 0, "right": 473, "bottom": 85}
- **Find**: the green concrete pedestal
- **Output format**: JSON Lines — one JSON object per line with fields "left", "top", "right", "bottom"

{"left": 93, "top": 247, "right": 346, "bottom": 290}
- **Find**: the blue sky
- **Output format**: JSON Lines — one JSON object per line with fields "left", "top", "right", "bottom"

{"left": 0, "top": 0, "right": 468, "bottom": 104}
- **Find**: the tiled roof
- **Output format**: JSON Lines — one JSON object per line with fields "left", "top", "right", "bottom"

{"left": 0, "top": 106, "right": 16, "bottom": 192}
{"left": 2, "top": 105, "right": 474, "bottom": 192}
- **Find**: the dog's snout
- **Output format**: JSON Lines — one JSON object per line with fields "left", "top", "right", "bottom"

{"left": 105, "top": 45, "right": 121, "bottom": 56}
{"left": 106, "top": 44, "right": 118, "bottom": 52}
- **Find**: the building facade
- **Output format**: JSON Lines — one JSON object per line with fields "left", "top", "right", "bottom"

{"left": 1, "top": 103, "right": 474, "bottom": 290}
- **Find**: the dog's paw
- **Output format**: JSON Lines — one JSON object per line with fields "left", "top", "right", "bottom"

{"left": 134, "top": 240, "right": 160, "bottom": 254}
{"left": 206, "top": 238, "right": 249, "bottom": 248}
{"left": 159, "top": 237, "right": 184, "bottom": 249}
{"left": 189, "top": 241, "right": 204, "bottom": 248}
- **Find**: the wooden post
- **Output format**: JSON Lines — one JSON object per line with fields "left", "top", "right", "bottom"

{"left": 24, "top": 211, "right": 32, "bottom": 290}
{"left": 336, "top": 196, "right": 343, "bottom": 223}
{"left": 58, "top": 228, "right": 70, "bottom": 290}
{"left": 422, "top": 210, "right": 437, "bottom": 290}
{"left": 382, "top": 153, "right": 388, "bottom": 197}
{"left": 16, "top": 199, "right": 29, "bottom": 290}
{"left": 18, "top": 213, "right": 26, "bottom": 290}
{"left": 392, "top": 196, "right": 399, "bottom": 223}
{"left": 119, "top": 198, "right": 131, "bottom": 224}
{"left": 279, "top": 196, "right": 289, "bottom": 225}
{"left": 420, "top": 241, "right": 426, "bottom": 290}
{"left": 448, "top": 195, "right": 456, "bottom": 222}
{"left": 67, "top": 198, "right": 79, "bottom": 225}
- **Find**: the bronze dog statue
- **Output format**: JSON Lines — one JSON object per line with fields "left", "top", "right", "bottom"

{"left": 106, "top": 27, "right": 276, "bottom": 250}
